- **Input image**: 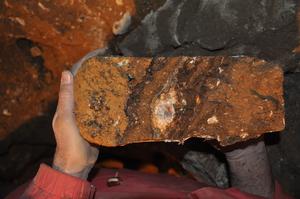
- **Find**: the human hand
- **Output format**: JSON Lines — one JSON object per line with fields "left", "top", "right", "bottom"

{"left": 52, "top": 71, "right": 99, "bottom": 179}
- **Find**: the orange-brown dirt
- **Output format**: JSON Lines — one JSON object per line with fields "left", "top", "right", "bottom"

{"left": 0, "top": 0, "right": 135, "bottom": 74}
{"left": 74, "top": 56, "right": 285, "bottom": 147}
{"left": 0, "top": 0, "right": 135, "bottom": 139}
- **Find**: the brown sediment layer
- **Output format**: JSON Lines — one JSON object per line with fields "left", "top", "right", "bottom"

{"left": 74, "top": 56, "right": 284, "bottom": 146}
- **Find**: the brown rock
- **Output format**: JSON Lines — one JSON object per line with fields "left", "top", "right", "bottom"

{"left": 0, "top": 0, "right": 135, "bottom": 139}
{"left": 74, "top": 56, "right": 285, "bottom": 147}
{"left": 0, "top": 0, "right": 136, "bottom": 74}
{"left": 0, "top": 41, "right": 58, "bottom": 139}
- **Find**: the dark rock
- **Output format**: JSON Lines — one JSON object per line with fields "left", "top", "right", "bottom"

{"left": 267, "top": 73, "right": 300, "bottom": 198}
{"left": 0, "top": 113, "right": 56, "bottom": 197}
{"left": 120, "top": 0, "right": 296, "bottom": 56}
{"left": 181, "top": 150, "right": 229, "bottom": 188}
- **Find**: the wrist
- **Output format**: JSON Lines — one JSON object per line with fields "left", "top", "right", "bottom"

{"left": 52, "top": 163, "right": 92, "bottom": 180}
{"left": 52, "top": 152, "right": 93, "bottom": 180}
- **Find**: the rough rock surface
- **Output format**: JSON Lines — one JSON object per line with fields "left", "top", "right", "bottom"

{"left": 267, "top": 73, "right": 300, "bottom": 197}
{"left": 181, "top": 150, "right": 228, "bottom": 188}
{"left": 0, "top": 0, "right": 135, "bottom": 139}
{"left": 74, "top": 56, "right": 284, "bottom": 146}
{"left": 0, "top": 0, "right": 135, "bottom": 73}
{"left": 292, "top": 4, "right": 300, "bottom": 72}
{"left": 120, "top": 0, "right": 296, "bottom": 56}
{"left": 0, "top": 40, "right": 57, "bottom": 140}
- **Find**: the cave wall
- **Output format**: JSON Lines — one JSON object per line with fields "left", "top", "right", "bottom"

{"left": 0, "top": 0, "right": 300, "bottom": 197}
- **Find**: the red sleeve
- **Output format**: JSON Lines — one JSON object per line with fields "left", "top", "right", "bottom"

{"left": 189, "top": 181, "right": 294, "bottom": 199}
{"left": 20, "top": 164, "right": 96, "bottom": 199}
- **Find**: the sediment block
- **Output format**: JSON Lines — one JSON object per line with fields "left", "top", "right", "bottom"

{"left": 74, "top": 56, "right": 284, "bottom": 146}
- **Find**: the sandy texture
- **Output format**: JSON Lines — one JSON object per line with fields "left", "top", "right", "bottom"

{"left": 74, "top": 56, "right": 284, "bottom": 146}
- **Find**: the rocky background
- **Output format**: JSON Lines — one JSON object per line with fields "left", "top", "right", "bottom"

{"left": 0, "top": 0, "right": 300, "bottom": 197}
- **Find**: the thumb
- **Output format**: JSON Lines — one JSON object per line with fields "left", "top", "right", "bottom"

{"left": 57, "top": 71, "right": 74, "bottom": 115}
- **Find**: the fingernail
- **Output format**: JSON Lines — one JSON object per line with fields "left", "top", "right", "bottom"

{"left": 61, "top": 71, "right": 71, "bottom": 84}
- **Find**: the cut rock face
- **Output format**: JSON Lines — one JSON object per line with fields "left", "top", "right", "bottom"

{"left": 74, "top": 56, "right": 285, "bottom": 147}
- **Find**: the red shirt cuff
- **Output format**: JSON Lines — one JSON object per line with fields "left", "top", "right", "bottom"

{"left": 31, "top": 164, "right": 95, "bottom": 198}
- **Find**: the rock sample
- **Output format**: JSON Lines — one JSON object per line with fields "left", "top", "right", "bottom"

{"left": 74, "top": 56, "right": 284, "bottom": 147}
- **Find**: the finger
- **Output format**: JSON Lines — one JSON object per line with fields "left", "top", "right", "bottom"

{"left": 71, "top": 47, "right": 107, "bottom": 75}
{"left": 57, "top": 71, "right": 74, "bottom": 115}
{"left": 84, "top": 145, "right": 99, "bottom": 166}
